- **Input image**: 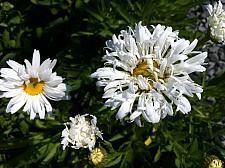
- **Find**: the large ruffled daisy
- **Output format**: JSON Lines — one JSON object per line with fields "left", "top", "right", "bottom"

{"left": 0, "top": 49, "right": 67, "bottom": 119}
{"left": 61, "top": 114, "right": 103, "bottom": 151}
{"left": 207, "top": 0, "right": 225, "bottom": 43}
{"left": 91, "top": 22, "right": 207, "bottom": 126}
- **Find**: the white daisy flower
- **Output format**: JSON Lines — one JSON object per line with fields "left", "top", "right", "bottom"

{"left": 61, "top": 114, "right": 103, "bottom": 151}
{"left": 91, "top": 22, "right": 207, "bottom": 126}
{"left": 0, "top": 49, "right": 67, "bottom": 119}
{"left": 207, "top": 0, "right": 225, "bottom": 43}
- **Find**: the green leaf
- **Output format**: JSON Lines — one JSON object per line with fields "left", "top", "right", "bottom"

{"left": 42, "top": 143, "right": 60, "bottom": 163}
{"left": 69, "top": 80, "right": 82, "bottom": 91}
{"left": 0, "top": 2, "right": 14, "bottom": 11}
{"left": 111, "top": 1, "right": 134, "bottom": 24}
{"left": 47, "top": 16, "right": 68, "bottom": 29}
{"left": 190, "top": 138, "right": 198, "bottom": 154}
{"left": 36, "top": 27, "right": 43, "bottom": 38}
{"left": 173, "top": 141, "right": 187, "bottom": 154}
{"left": 175, "top": 158, "right": 181, "bottom": 168}
{"left": 154, "top": 147, "right": 161, "bottom": 162}
{"left": 9, "top": 16, "right": 21, "bottom": 25}
{"left": 2, "top": 30, "right": 10, "bottom": 48}
{"left": 84, "top": 7, "right": 104, "bottom": 22}
{"left": 19, "top": 120, "right": 29, "bottom": 135}
{"left": 120, "top": 146, "right": 133, "bottom": 168}
{"left": 0, "top": 53, "right": 16, "bottom": 65}
{"left": 31, "top": 0, "right": 59, "bottom": 6}
{"left": 109, "top": 134, "right": 124, "bottom": 142}
{"left": 105, "top": 154, "right": 122, "bottom": 167}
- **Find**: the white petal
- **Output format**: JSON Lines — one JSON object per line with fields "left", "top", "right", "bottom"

{"left": 40, "top": 58, "right": 51, "bottom": 71}
{"left": 104, "top": 80, "right": 129, "bottom": 91}
{"left": 32, "top": 49, "right": 40, "bottom": 68}
{"left": 183, "top": 39, "right": 198, "bottom": 54}
{"left": 134, "top": 117, "right": 142, "bottom": 127}
{"left": 10, "top": 94, "right": 27, "bottom": 114}
{"left": 45, "top": 76, "right": 63, "bottom": 87}
{"left": 49, "top": 59, "right": 57, "bottom": 69}
{"left": 102, "top": 88, "right": 118, "bottom": 98}
{"left": 24, "top": 59, "right": 32, "bottom": 75}
{"left": 23, "top": 95, "right": 32, "bottom": 112}
{"left": 44, "top": 84, "right": 66, "bottom": 100}
{"left": 39, "top": 69, "right": 52, "bottom": 81}
{"left": 6, "top": 93, "right": 26, "bottom": 113}
{"left": 1, "top": 68, "right": 21, "bottom": 81}
{"left": 137, "top": 75, "right": 149, "bottom": 90}
{"left": 176, "top": 96, "right": 191, "bottom": 114}
{"left": 149, "top": 101, "right": 161, "bottom": 123}
{"left": 130, "top": 111, "right": 142, "bottom": 121}
{"left": 185, "top": 52, "right": 207, "bottom": 65}
{"left": 116, "top": 101, "right": 132, "bottom": 120}
{"left": 6, "top": 60, "right": 24, "bottom": 72}
{"left": 3, "top": 88, "right": 23, "bottom": 98}
{"left": 196, "top": 93, "right": 201, "bottom": 100}
{"left": 40, "top": 93, "right": 52, "bottom": 113}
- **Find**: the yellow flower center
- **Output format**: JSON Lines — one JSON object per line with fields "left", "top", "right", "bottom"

{"left": 23, "top": 78, "right": 45, "bottom": 96}
{"left": 133, "top": 61, "right": 151, "bottom": 78}
{"left": 132, "top": 60, "right": 172, "bottom": 90}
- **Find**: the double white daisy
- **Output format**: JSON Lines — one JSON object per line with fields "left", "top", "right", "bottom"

{"left": 207, "top": 0, "right": 225, "bottom": 43}
{"left": 61, "top": 114, "right": 103, "bottom": 151}
{"left": 0, "top": 49, "right": 67, "bottom": 119}
{"left": 91, "top": 22, "right": 207, "bottom": 126}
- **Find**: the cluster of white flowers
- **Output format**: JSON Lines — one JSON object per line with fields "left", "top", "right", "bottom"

{"left": 61, "top": 114, "right": 103, "bottom": 151}
{"left": 207, "top": 0, "right": 225, "bottom": 43}
{"left": 91, "top": 22, "right": 207, "bottom": 126}
{"left": 0, "top": 49, "right": 67, "bottom": 119}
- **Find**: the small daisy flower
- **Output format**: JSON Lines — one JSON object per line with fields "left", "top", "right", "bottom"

{"left": 61, "top": 114, "right": 103, "bottom": 151}
{"left": 91, "top": 22, "right": 207, "bottom": 126}
{"left": 0, "top": 49, "right": 67, "bottom": 119}
{"left": 207, "top": 0, "right": 225, "bottom": 43}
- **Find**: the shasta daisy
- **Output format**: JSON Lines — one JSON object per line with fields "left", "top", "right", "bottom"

{"left": 0, "top": 49, "right": 67, "bottom": 119}
{"left": 91, "top": 22, "right": 207, "bottom": 126}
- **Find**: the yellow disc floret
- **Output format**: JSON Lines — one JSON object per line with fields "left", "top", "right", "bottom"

{"left": 132, "top": 60, "right": 172, "bottom": 90}
{"left": 133, "top": 61, "right": 150, "bottom": 77}
{"left": 23, "top": 78, "right": 45, "bottom": 96}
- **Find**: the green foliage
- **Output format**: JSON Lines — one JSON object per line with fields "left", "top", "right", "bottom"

{"left": 0, "top": 0, "right": 224, "bottom": 168}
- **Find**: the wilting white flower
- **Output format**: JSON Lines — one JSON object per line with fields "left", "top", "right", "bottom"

{"left": 207, "top": 0, "right": 225, "bottom": 43}
{"left": 91, "top": 22, "right": 207, "bottom": 126}
{"left": 0, "top": 49, "right": 67, "bottom": 119}
{"left": 61, "top": 114, "right": 103, "bottom": 151}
